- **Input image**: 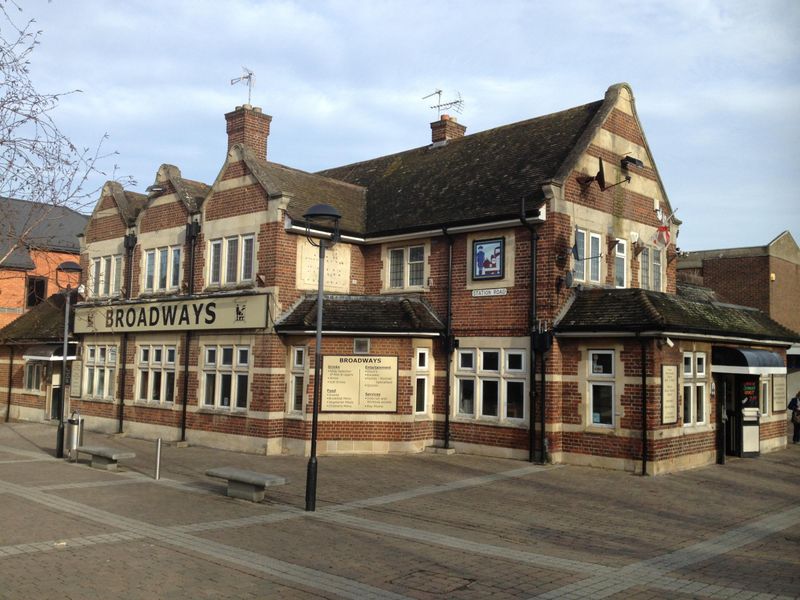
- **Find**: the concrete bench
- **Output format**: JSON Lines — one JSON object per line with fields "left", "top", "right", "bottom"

{"left": 77, "top": 446, "right": 136, "bottom": 471}
{"left": 205, "top": 467, "right": 286, "bottom": 502}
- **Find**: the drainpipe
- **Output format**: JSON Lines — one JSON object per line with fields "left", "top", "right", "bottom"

{"left": 442, "top": 227, "right": 454, "bottom": 449}
{"left": 639, "top": 334, "right": 648, "bottom": 476}
{"left": 519, "top": 210, "right": 539, "bottom": 462}
{"left": 4, "top": 347, "right": 14, "bottom": 422}
{"left": 118, "top": 231, "right": 137, "bottom": 433}
{"left": 180, "top": 219, "right": 200, "bottom": 442}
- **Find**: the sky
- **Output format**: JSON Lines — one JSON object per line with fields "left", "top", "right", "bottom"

{"left": 15, "top": 0, "right": 800, "bottom": 251}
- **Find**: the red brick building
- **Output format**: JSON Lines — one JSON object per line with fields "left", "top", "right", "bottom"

{"left": 4, "top": 83, "right": 797, "bottom": 473}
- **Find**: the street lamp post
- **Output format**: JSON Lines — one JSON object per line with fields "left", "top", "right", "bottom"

{"left": 303, "top": 204, "right": 341, "bottom": 512}
{"left": 55, "top": 260, "right": 82, "bottom": 458}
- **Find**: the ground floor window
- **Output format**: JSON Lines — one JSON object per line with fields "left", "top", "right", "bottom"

{"left": 137, "top": 344, "right": 176, "bottom": 403}
{"left": 203, "top": 344, "right": 250, "bottom": 410}
{"left": 24, "top": 363, "right": 42, "bottom": 391}
{"left": 289, "top": 346, "right": 306, "bottom": 413}
{"left": 83, "top": 344, "right": 117, "bottom": 400}
{"left": 588, "top": 350, "right": 614, "bottom": 426}
{"left": 455, "top": 346, "right": 526, "bottom": 422}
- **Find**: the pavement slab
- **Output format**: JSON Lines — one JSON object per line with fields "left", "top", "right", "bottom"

{"left": 0, "top": 421, "right": 798, "bottom": 599}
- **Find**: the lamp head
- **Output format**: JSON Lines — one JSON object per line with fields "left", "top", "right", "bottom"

{"left": 303, "top": 203, "right": 342, "bottom": 246}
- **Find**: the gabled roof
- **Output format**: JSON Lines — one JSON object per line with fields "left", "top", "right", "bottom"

{"left": 0, "top": 291, "right": 78, "bottom": 344}
{"left": 274, "top": 294, "right": 444, "bottom": 334}
{"left": 0, "top": 197, "right": 88, "bottom": 269}
{"left": 100, "top": 181, "right": 148, "bottom": 226}
{"left": 556, "top": 288, "right": 799, "bottom": 342}
{"left": 236, "top": 145, "right": 366, "bottom": 234}
{"left": 317, "top": 101, "right": 604, "bottom": 235}
{"left": 150, "top": 165, "right": 211, "bottom": 214}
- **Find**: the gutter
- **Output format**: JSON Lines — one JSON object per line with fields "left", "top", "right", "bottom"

{"left": 4, "top": 347, "right": 13, "bottom": 422}
{"left": 118, "top": 231, "right": 137, "bottom": 433}
{"left": 442, "top": 226, "right": 454, "bottom": 450}
{"left": 180, "top": 220, "right": 201, "bottom": 442}
{"left": 520, "top": 208, "right": 540, "bottom": 463}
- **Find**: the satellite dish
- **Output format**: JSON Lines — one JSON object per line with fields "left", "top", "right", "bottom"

{"left": 565, "top": 270, "right": 575, "bottom": 289}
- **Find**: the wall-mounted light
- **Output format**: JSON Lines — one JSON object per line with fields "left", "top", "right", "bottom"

{"left": 621, "top": 156, "right": 644, "bottom": 170}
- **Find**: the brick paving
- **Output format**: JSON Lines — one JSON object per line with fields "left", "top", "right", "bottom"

{"left": 0, "top": 422, "right": 798, "bottom": 599}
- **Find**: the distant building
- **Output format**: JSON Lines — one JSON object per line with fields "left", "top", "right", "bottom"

{"left": 0, "top": 198, "right": 88, "bottom": 328}
{"left": 2, "top": 84, "right": 798, "bottom": 473}
{"left": 677, "top": 231, "right": 800, "bottom": 397}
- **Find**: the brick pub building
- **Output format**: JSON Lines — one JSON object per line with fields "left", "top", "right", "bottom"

{"left": 3, "top": 83, "right": 797, "bottom": 473}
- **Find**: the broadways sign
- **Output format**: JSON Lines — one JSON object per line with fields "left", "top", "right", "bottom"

{"left": 74, "top": 294, "right": 268, "bottom": 333}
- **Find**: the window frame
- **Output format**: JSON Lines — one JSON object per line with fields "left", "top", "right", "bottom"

{"left": 143, "top": 245, "right": 181, "bottom": 293}
{"left": 588, "top": 350, "right": 615, "bottom": 427}
{"left": 289, "top": 345, "right": 306, "bottom": 413}
{"left": 24, "top": 362, "right": 42, "bottom": 391}
{"left": 136, "top": 343, "right": 177, "bottom": 404}
{"left": 455, "top": 346, "right": 527, "bottom": 423}
{"left": 574, "top": 228, "right": 586, "bottom": 281}
{"left": 386, "top": 244, "right": 426, "bottom": 290}
{"left": 208, "top": 235, "right": 255, "bottom": 287}
{"left": 682, "top": 351, "right": 708, "bottom": 426}
{"left": 25, "top": 276, "right": 47, "bottom": 308}
{"left": 589, "top": 233, "right": 602, "bottom": 283}
{"left": 90, "top": 254, "right": 123, "bottom": 298}
{"left": 614, "top": 240, "right": 627, "bottom": 288}
{"left": 202, "top": 344, "right": 251, "bottom": 410}
{"left": 83, "top": 344, "right": 117, "bottom": 400}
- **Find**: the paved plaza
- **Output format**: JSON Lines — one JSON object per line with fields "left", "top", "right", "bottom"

{"left": 0, "top": 422, "right": 798, "bottom": 599}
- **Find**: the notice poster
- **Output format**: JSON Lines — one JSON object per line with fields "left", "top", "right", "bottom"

{"left": 742, "top": 379, "right": 758, "bottom": 408}
{"left": 322, "top": 356, "right": 398, "bottom": 412}
{"left": 772, "top": 374, "right": 787, "bottom": 412}
{"left": 661, "top": 365, "right": 678, "bottom": 424}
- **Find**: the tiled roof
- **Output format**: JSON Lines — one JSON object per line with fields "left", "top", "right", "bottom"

{"left": 241, "top": 146, "right": 366, "bottom": 234}
{"left": 317, "top": 101, "right": 604, "bottom": 235}
{"left": 0, "top": 197, "right": 88, "bottom": 269}
{"left": 275, "top": 294, "right": 444, "bottom": 334}
{"left": 0, "top": 291, "right": 78, "bottom": 343}
{"left": 556, "top": 288, "right": 799, "bottom": 342}
{"left": 676, "top": 281, "right": 722, "bottom": 303}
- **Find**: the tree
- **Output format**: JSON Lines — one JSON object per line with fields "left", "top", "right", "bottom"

{"left": 0, "top": 1, "right": 130, "bottom": 269}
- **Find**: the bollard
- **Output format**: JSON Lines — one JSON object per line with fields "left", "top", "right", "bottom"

{"left": 154, "top": 438, "right": 162, "bottom": 480}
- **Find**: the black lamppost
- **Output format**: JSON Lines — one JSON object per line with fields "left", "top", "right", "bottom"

{"left": 303, "top": 203, "right": 341, "bottom": 512}
{"left": 55, "top": 260, "right": 82, "bottom": 458}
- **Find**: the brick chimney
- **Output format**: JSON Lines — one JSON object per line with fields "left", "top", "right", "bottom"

{"left": 225, "top": 104, "right": 273, "bottom": 161}
{"left": 430, "top": 114, "right": 466, "bottom": 144}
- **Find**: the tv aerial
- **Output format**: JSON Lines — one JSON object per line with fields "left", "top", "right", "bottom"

{"left": 231, "top": 67, "right": 255, "bottom": 105}
{"left": 422, "top": 89, "right": 464, "bottom": 116}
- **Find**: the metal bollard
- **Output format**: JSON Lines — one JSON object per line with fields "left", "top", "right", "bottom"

{"left": 154, "top": 438, "right": 162, "bottom": 480}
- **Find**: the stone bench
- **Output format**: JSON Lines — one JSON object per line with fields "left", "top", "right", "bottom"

{"left": 77, "top": 446, "right": 136, "bottom": 471}
{"left": 205, "top": 467, "right": 286, "bottom": 502}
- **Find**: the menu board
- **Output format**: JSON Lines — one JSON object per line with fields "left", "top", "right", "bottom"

{"left": 772, "top": 374, "right": 787, "bottom": 412}
{"left": 742, "top": 379, "right": 758, "bottom": 408}
{"left": 322, "top": 356, "right": 397, "bottom": 412}
{"left": 662, "top": 365, "right": 678, "bottom": 424}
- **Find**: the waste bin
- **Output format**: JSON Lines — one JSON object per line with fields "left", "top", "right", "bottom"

{"left": 66, "top": 411, "right": 84, "bottom": 460}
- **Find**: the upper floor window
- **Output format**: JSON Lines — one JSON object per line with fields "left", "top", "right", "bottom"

{"left": 614, "top": 240, "right": 627, "bottom": 288}
{"left": 208, "top": 234, "right": 255, "bottom": 286}
{"left": 143, "top": 246, "right": 181, "bottom": 293}
{"left": 26, "top": 276, "right": 47, "bottom": 308}
{"left": 640, "top": 246, "right": 663, "bottom": 291}
{"left": 91, "top": 254, "right": 123, "bottom": 298}
{"left": 574, "top": 229, "right": 602, "bottom": 284}
{"left": 388, "top": 245, "right": 425, "bottom": 289}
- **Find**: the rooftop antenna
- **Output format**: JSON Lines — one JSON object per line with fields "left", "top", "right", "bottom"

{"left": 422, "top": 89, "right": 464, "bottom": 117}
{"left": 231, "top": 67, "right": 254, "bottom": 105}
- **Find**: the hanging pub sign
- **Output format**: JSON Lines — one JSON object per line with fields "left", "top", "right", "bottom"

{"left": 74, "top": 293, "right": 268, "bottom": 333}
{"left": 472, "top": 238, "right": 505, "bottom": 280}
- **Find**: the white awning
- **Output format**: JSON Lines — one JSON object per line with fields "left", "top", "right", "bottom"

{"left": 22, "top": 343, "right": 78, "bottom": 362}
